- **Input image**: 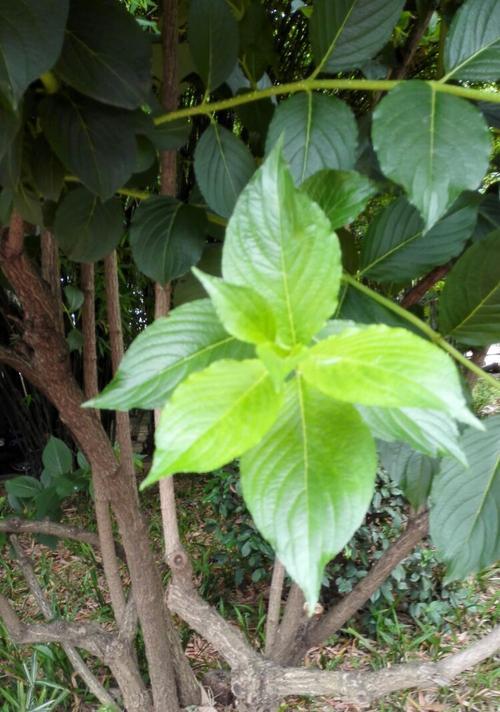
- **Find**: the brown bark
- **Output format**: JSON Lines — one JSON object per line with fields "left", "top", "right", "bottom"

{"left": 40, "top": 230, "right": 64, "bottom": 334}
{"left": 264, "top": 560, "right": 285, "bottom": 656}
{"left": 401, "top": 264, "right": 451, "bottom": 308}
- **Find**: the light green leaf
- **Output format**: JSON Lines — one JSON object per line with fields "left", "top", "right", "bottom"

{"left": 0, "top": 0, "right": 68, "bottom": 105}
{"left": 188, "top": 0, "right": 239, "bottom": 91}
{"left": 373, "top": 82, "right": 491, "bottom": 228}
{"left": 378, "top": 440, "right": 437, "bottom": 509}
{"left": 54, "top": 188, "right": 124, "bottom": 263}
{"left": 359, "top": 195, "right": 479, "bottom": 283}
{"left": 192, "top": 268, "right": 276, "bottom": 344}
{"left": 55, "top": 0, "right": 152, "bottom": 109}
{"left": 265, "top": 94, "right": 358, "bottom": 185}
{"left": 301, "top": 169, "right": 376, "bottom": 230}
{"left": 42, "top": 437, "right": 73, "bottom": 477}
{"left": 241, "top": 376, "right": 377, "bottom": 609}
{"left": 439, "top": 229, "right": 500, "bottom": 346}
{"left": 88, "top": 300, "right": 253, "bottom": 411}
{"left": 444, "top": 0, "right": 500, "bottom": 82}
{"left": 223, "top": 144, "right": 341, "bottom": 348}
{"left": 310, "top": 0, "right": 404, "bottom": 74}
{"left": 359, "top": 406, "right": 466, "bottom": 463}
{"left": 142, "top": 359, "right": 282, "bottom": 487}
{"left": 129, "top": 196, "right": 206, "bottom": 284}
{"left": 194, "top": 124, "right": 255, "bottom": 219}
{"left": 430, "top": 416, "right": 500, "bottom": 581}
{"left": 299, "top": 324, "right": 479, "bottom": 426}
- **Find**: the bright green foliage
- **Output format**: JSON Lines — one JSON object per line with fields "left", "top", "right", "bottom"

{"left": 310, "top": 0, "right": 404, "bottom": 74}
{"left": 223, "top": 145, "right": 342, "bottom": 348}
{"left": 194, "top": 124, "right": 256, "bottom": 218}
{"left": 373, "top": 83, "right": 491, "bottom": 227}
{"left": 241, "top": 377, "right": 377, "bottom": 609}
{"left": 142, "top": 359, "right": 282, "bottom": 487}
{"left": 129, "top": 196, "right": 207, "bottom": 283}
{"left": 430, "top": 416, "right": 500, "bottom": 582}
{"left": 188, "top": 0, "right": 239, "bottom": 91}
{"left": 444, "top": 0, "right": 500, "bottom": 82}
{"left": 439, "top": 230, "right": 500, "bottom": 346}
{"left": 265, "top": 94, "right": 358, "bottom": 184}
{"left": 301, "top": 170, "right": 376, "bottom": 230}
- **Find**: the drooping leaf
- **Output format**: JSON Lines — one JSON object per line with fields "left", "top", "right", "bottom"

{"left": 378, "top": 440, "right": 437, "bottom": 509}
{"left": 55, "top": 0, "right": 151, "bottom": 109}
{"left": 301, "top": 169, "right": 376, "bottom": 229}
{"left": 239, "top": 1, "right": 275, "bottom": 83}
{"left": 30, "top": 135, "right": 65, "bottom": 201}
{"left": 66, "top": 328, "right": 84, "bottom": 353}
{"left": 299, "top": 324, "right": 479, "bottom": 426}
{"left": 265, "top": 94, "right": 358, "bottom": 185}
{"left": 241, "top": 376, "right": 377, "bottom": 608}
{"left": 40, "top": 95, "right": 138, "bottom": 200}
{"left": 150, "top": 119, "right": 191, "bottom": 151}
{"left": 54, "top": 187, "right": 124, "bottom": 263}
{"left": 188, "top": 0, "right": 239, "bottom": 91}
{"left": 359, "top": 406, "right": 466, "bottom": 463}
{"left": 443, "top": 0, "right": 500, "bottom": 82}
{"left": 439, "top": 229, "right": 500, "bottom": 346}
{"left": 5, "top": 476, "right": 42, "bottom": 499}
{"left": 310, "top": 0, "right": 404, "bottom": 74}
{"left": 12, "top": 184, "right": 43, "bottom": 226}
{"left": 474, "top": 193, "right": 500, "bottom": 241}
{"left": 194, "top": 124, "right": 255, "bottom": 219}
{"left": 373, "top": 82, "right": 491, "bottom": 228}
{"left": 87, "top": 299, "right": 253, "bottom": 411}
{"left": 0, "top": 0, "right": 68, "bottom": 104}
{"left": 192, "top": 268, "right": 276, "bottom": 344}
{"left": 42, "top": 436, "right": 73, "bottom": 477}
{"left": 142, "top": 359, "right": 282, "bottom": 487}
{"left": 129, "top": 196, "right": 206, "bottom": 284}
{"left": 64, "top": 285, "right": 84, "bottom": 312}
{"left": 223, "top": 144, "right": 341, "bottom": 348}
{"left": 359, "top": 195, "right": 479, "bottom": 283}
{"left": 0, "top": 128, "right": 22, "bottom": 189}
{"left": 0, "top": 96, "right": 19, "bottom": 161}
{"left": 430, "top": 416, "right": 500, "bottom": 581}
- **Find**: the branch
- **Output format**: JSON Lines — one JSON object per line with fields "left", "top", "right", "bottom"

{"left": 264, "top": 559, "right": 286, "bottom": 656}
{"left": 401, "top": 264, "right": 451, "bottom": 308}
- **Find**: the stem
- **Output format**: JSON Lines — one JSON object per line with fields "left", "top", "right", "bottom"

{"left": 265, "top": 560, "right": 286, "bottom": 656}
{"left": 342, "top": 274, "right": 500, "bottom": 392}
{"left": 154, "top": 79, "right": 500, "bottom": 126}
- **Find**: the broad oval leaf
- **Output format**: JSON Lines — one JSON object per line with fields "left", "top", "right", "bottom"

{"left": 378, "top": 440, "right": 437, "bottom": 510}
{"left": 301, "top": 169, "right": 376, "bottom": 230}
{"left": 299, "top": 324, "right": 478, "bottom": 426}
{"left": 444, "top": 0, "right": 500, "bottom": 82}
{"left": 54, "top": 187, "right": 124, "bottom": 262}
{"left": 439, "top": 229, "right": 500, "bottom": 346}
{"left": 42, "top": 436, "right": 73, "bottom": 477}
{"left": 359, "top": 195, "right": 478, "bottom": 283}
{"left": 223, "top": 144, "right": 341, "bottom": 348}
{"left": 30, "top": 135, "right": 65, "bottom": 202}
{"left": 64, "top": 285, "right": 84, "bottom": 313}
{"left": 87, "top": 299, "right": 253, "bottom": 411}
{"left": 265, "top": 94, "right": 358, "bottom": 185}
{"left": 194, "top": 124, "right": 256, "bottom": 219}
{"left": 310, "top": 0, "right": 404, "bottom": 74}
{"left": 373, "top": 82, "right": 491, "bottom": 228}
{"left": 0, "top": 0, "right": 68, "bottom": 104}
{"left": 359, "top": 406, "right": 466, "bottom": 463}
{"left": 129, "top": 196, "right": 206, "bottom": 284}
{"left": 241, "top": 376, "right": 377, "bottom": 609}
{"left": 430, "top": 416, "right": 500, "bottom": 582}
{"left": 40, "top": 95, "right": 138, "bottom": 200}
{"left": 192, "top": 268, "right": 276, "bottom": 345}
{"left": 239, "top": 0, "right": 275, "bottom": 83}
{"left": 188, "top": 0, "right": 239, "bottom": 91}
{"left": 142, "top": 359, "right": 282, "bottom": 487}
{"left": 5, "top": 475, "right": 43, "bottom": 499}
{"left": 55, "top": 0, "right": 152, "bottom": 109}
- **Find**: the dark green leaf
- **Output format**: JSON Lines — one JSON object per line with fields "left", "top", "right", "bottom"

{"left": 42, "top": 436, "right": 72, "bottom": 476}
{"left": 66, "top": 328, "right": 84, "bottom": 353}
{"left": 265, "top": 94, "right": 358, "bottom": 185}
{"left": 5, "top": 476, "right": 42, "bottom": 499}
{"left": 88, "top": 299, "right": 253, "bottom": 411}
{"left": 30, "top": 135, "right": 65, "bottom": 201}
{"left": 310, "top": 0, "right": 404, "bottom": 74}
{"left": 338, "top": 286, "right": 420, "bottom": 334}
{"left": 444, "top": 0, "right": 500, "bottom": 82}
{"left": 0, "top": 0, "right": 68, "bottom": 104}
{"left": 129, "top": 196, "right": 206, "bottom": 283}
{"left": 474, "top": 193, "right": 500, "bottom": 241}
{"left": 301, "top": 169, "right": 376, "bottom": 229}
{"left": 373, "top": 82, "right": 491, "bottom": 228}
{"left": 150, "top": 119, "right": 191, "bottom": 151}
{"left": 359, "top": 195, "right": 478, "bottom": 283}
{"left": 239, "top": 1, "right": 275, "bottom": 83}
{"left": 64, "top": 285, "right": 84, "bottom": 312}
{"left": 188, "top": 0, "right": 239, "bottom": 91}
{"left": 439, "top": 229, "right": 500, "bottom": 346}
{"left": 241, "top": 377, "right": 376, "bottom": 608}
{"left": 13, "top": 184, "right": 44, "bottom": 226}
{"left": 0, "top": 96, "right": 19, "bottom": 161}
{"left": 54, "top": 187, "right": 124, "bottom": 263}
{"left": 35, "top": 486, "right": 62, "bottom": 522}
{"left": 174, "top": 243, "right": 222, "bottom": 306}
{"left": 378, "top": 440, "right": 437, "bottom": 509}
{"left": 40, "top": 95, "right": 138, "bottom": 200}
{"left": 56, "top": 0, "right": 152, "bottom": 109}
{"left": 430, "top": 416, "right": 500, "bottom": 581}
